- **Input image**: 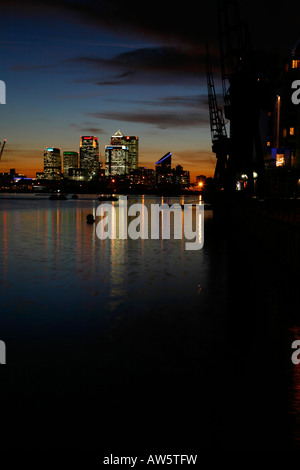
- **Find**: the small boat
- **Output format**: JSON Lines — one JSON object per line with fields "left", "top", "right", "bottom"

{"left": 49, "top": 194, "right": 67, "bottom": 200}
{"left": 98, "top": 195, "right": 118, "bottom": 201}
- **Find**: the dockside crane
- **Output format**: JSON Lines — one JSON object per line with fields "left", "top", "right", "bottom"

{"left": 206, "top": 45, "right": 230, "bottom": 190}
{"left": 0, "top": 139, "right": 6, "bottom": 160}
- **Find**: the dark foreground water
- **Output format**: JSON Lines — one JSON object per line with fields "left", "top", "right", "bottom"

{"left": 0, "top": 194, "right": 299, "bottom": 454}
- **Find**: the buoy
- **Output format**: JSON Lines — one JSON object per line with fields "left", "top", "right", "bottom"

{"left": 86, "top": 214, "right": 95, "bottom": 224}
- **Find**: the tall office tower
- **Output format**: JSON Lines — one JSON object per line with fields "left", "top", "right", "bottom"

{"left": 155, "top": 152, "right": 172, "bottom": 184}
{"left": 111, "top": 130, "right": 124, "bottom": 145}
{"left": 63, "top": 151, "right": 78, "bottom": 177}
{"left": 105, "top": 145, "right": 129, "bottom": 176}
{"left": 79, "top": 136, "right": 99, "bottom": 175}
{"left": 111, "top": 130, "right": 139, "bottom": 171}
{"left": 43, "top": 147, "right": 61, "bottom": 180}
{"left": 123, "top": 135, "right": 139, "bottom": 171}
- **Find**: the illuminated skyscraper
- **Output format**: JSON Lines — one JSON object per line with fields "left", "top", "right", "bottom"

{"left": 123, "top": 135, "right": 139, "bottom": 171}
{"left": 79, "top": 136, "right": 99, "bottom": 175}
{"left": 110, "top": 130, "right": 139, "bottom": 172}
{"left": 43, "top": 147, "right": 61, "bottom": 180}
{"left": 105, "top": 145, "right": 129, "bottom": 176}
{"left": 111, "top": 130, "right": 124, "bottom": 145}
{"left": 63, "top": 151, "right": 78, "bottom": 177}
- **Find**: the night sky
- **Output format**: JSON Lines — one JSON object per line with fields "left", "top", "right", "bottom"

{"left": 0, "top": 0, "right": 299, "bottom": 180}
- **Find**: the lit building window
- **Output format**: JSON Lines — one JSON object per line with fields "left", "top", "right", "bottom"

{"left": 267, "top": 141, "right": 270, "bottom": 146}
{"left": 290, "top": 127, "right": 295, "bottom": 135}
{"left": 283, "top": 129, "right": 287, "bottom": 138}
{"left": 276, "top": 154, "right": 285, "bottom": 167}
{"left": 292, "top": 60, "right": 300, "bottom": 69}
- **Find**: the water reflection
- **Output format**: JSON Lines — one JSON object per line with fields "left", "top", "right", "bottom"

{"left": 2, "top": 193, "right": 295, "bottom": 450}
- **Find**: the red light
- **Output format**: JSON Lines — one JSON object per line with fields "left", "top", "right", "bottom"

{"left": 83, "top": 136, "right": 92, "bottom": 140}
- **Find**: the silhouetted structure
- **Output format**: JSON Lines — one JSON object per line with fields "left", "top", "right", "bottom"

{"left": 155, "top": 152, "right": 172, "bottom": 184}
{"left": 206, "top": 45, "right": 230, "bottom": 190}
{"left": 207, "top": 0, "right": 273, "bottom": 197}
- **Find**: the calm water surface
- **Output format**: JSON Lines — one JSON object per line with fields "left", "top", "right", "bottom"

{"left": 0, "top": 193, "right": 298, "bottom": 451}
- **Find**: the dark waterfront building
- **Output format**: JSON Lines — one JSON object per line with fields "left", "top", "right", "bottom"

{"left": 274, "top": 39, "right": 300, "bottom": 168}
{"left": 263, "top": 39, "right": 300, "bottom": 197}
{"left": 43, "top": 147, "right": 61, "bottom": 180}
{"left": 79, "top": 136, "right": 99, "bottom": 177}
{"left": 205, "top": 1, "right": 300, "bottom": 197}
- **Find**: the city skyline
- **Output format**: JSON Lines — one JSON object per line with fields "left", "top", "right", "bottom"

{"left": 2, "top": 129, "right": 197, "bottom": 182}
{"left": 0, "top": 1, "right": 299, "bottom": 181}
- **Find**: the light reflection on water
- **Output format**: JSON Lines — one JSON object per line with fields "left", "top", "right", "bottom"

{"left": 0, "top": 194, "right": 214, "bottom": 331}
{"left": 0, "top": 193, "right": 298, "bottom": 449}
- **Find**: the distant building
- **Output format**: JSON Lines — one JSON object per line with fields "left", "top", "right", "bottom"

{"left": 130, "top": 167, "right": 155, "bottom": 186}
{"left": 196, "top": 175, "right": 207, "bottom": 183}
{"left": 123, "top": 135, "right": 139, "bottom": 171}
{"left": 156, "top": 151, "right": 172, "bottom": 169}
{"left": 63, "top": 151, "right": 78, "bottom": 177}
{"left": 68, "top": 168, "right": 90, "bottom": 182}
{"left": 110, "top": 130, "right": 139, "bottom": 172}
{"left": 155, "top": 152, "right": 172, "bottom": 184}
{"left": 43, "top": 147, "right": 61, "bottom": 180}
{"left": 105, "top": 145, "right": 129, "bottom": 176}
{"left": 172, "top": 165, "right": 190, "bottom": 187}
{"left": 79, "top": 136, "right": 99, "bottom": 176}
{"left": 110, "top": 130, "right": 124, "bottom": 146}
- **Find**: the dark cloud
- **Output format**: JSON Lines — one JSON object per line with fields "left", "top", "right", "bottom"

{"left": 3, "top": 0, "right": 300, "bottom": 59}
{"left": 70, "top": 122, "right": 105, "bottom": 134}
{"left": 67, "top": 46, "right": 220, "bottom": 86}
{"left": 2, "top": 0, "right": 219, "bottom": 48}
{"left": 104, "top": 94, "right": 212, "bottom": 110}
{"left": 86, "top": 110, "right": 209, "bottom": 130}
{"left": 80, "top": 127, "right": 104, "bottom": 134}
